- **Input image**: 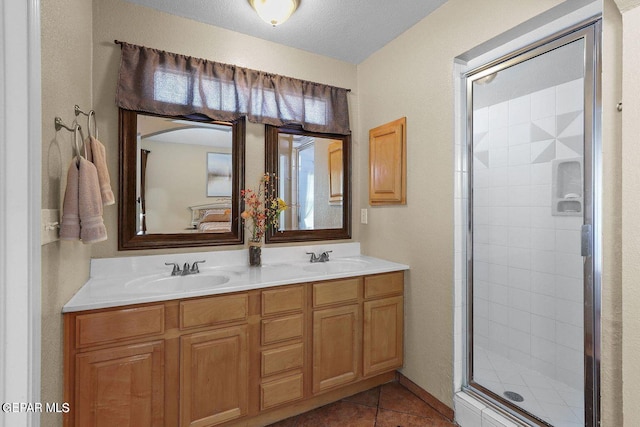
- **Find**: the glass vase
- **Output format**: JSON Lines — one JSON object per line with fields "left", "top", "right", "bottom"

{"left": 248, "top": 241, "right": 262, "bottom": 267}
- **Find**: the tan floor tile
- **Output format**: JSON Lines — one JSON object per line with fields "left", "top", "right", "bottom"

{"left": 379, "top": 382, "right": 450, "bottom": 421}
{"left": 294, "top": 401, "right": 377, "bottom": 427}
{"left": 376, "top": 408, "right": 457, "bottom": 426}
{"left": 342, "top": 386, "right": 381, "bottom": 407}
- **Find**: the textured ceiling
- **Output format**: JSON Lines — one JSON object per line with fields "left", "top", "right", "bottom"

{"left": 123, "top": 0, "right": 447, "bottom": 64}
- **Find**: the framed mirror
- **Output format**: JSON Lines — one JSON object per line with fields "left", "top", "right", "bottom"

{"left": 118, "top": 109, "right": 245, "bottom": 250}
{"left": 265, "top": 125, "right": 351, "bottom": 243}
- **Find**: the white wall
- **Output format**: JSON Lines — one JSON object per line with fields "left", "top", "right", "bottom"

{"left": 620, "top": 4, "right": 640, "bottom": 426}
{"left": 40, "top": 1, "right": 93, "bottom": 426}
{"left": 357, "top": 0, "right": 567, "bottom": 407}
{"left": 141, "top": 141, "right": 230, "bottom": 233}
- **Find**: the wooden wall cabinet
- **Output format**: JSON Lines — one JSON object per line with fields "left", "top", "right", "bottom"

{"left": 369, "top": 117, "right": 407, "bottom": 205}
{"left": 64, "top": 272, "right": 404, "bottom": 427}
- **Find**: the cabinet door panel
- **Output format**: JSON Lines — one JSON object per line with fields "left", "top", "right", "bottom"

{"left": 76, "top": 305, "right": 164, "bottom": 348}
{"left": 261, "top": 313, "right": 304, "bottom": 345}
{"left": 261, "top": 285, "right": 304, "bottom": 316}
{"left": 363, "top": 297, "right": 404, "bottom": 376}
{"left": 75, "top": 341, "right": 164, "bottom": 427}
{"left": 260, "top": 373, "right": 304, "bottom": 410}
{"left": 180, "top": 294, "right": 248, "bottom": 330}
{"left": 364, "top": 272, "right": 404, "bottom": 299}
{"left": 180, "top": 325, "right": 248, "bottom": 427}
{"left": 369, "top": 117, "right": 406, "bottom": 205}
{"left": 261, "top": 343, "right": 304, "bottom": 377}
{"left": 312, "top": 305, "right": 360, "bottom": 393}
{"left": 312, "top": 278, "right": 360, "bottom": 307}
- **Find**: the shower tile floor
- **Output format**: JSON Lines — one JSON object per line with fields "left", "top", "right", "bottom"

{"left": 266, "top": 381, "right": 457, "bottom": 426}
{"left": 474, "top": 347, "right": 584, "bottom": 427}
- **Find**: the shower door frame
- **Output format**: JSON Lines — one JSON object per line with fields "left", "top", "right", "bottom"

{"left": 464, "top": 19, "right": 601, "bottom": 427}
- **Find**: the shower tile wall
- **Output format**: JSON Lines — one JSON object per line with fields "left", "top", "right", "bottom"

{"left": 472, "top": 78, "right": 584, "bottom": 390}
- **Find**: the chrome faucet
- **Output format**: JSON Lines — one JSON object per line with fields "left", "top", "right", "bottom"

{"left": 165, "top": 260, "right": 206, "bottom": 276}
{"left": 190, "top": 260, "right": 206, "bottom": 274}
{"left": 306, "top": 250, "right": 332, "bottom": 263}
{"left": 165, "top": 262, "right": 182, "bottom": 276}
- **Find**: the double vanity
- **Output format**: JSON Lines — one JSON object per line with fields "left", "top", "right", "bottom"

{"left": 63, "top": 243, "right": 408, "bottom": 426}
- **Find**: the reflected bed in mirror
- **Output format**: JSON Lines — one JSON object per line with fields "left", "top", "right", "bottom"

{"left": 119, "top": 109, "right": 245, "bottom": 250}
{"left": 265, "top": 125, "right": 351, "bottom": 243}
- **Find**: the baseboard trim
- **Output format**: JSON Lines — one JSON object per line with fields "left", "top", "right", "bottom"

{"left": 396, "top": 372, "right": 455, "bottom": 421}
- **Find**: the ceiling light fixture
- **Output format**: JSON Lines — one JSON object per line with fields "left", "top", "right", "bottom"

{"left": 249, "top": 0, "right": 299, "bottom": 27}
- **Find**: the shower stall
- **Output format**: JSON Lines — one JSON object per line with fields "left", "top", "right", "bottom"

{"left": 461, "top": 20, "right": 600, "bottom": 427}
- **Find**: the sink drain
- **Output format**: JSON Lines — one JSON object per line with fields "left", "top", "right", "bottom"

{"left": 503, "top": 391, "right": 524, "bottom": 402}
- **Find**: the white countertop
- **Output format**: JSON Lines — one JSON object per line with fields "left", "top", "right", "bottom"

{"left": 63, "top": 243, "right": 409, "bottom": 313}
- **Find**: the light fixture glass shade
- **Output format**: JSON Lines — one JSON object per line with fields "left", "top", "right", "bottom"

{"left": 250, "top": 0, "right": 298, "bottom": 26}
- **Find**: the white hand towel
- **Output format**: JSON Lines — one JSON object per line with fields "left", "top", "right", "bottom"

{"left": 59, "top": 158, "right": 81, "bottom": 240}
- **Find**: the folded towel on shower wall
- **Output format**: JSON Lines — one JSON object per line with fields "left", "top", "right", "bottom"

{"left": 78, "top": 156, "right": 108, "bottom": 244}
{"left": 59, "top": 158, "right": 81, "bottom": 240}
{"left": 85, "top": 136, "right": 115, "bottom": 206}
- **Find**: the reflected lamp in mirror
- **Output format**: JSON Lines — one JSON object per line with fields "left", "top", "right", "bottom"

{"left": 118, "top": 109, "right": 245, "bottom": 249}
{"left": 265, "top": 125, "right": 351, "bottom": 243}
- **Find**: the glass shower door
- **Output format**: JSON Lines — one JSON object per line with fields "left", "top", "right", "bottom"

{"left": 467, "top": 23, "right": 599, "bottom": 427}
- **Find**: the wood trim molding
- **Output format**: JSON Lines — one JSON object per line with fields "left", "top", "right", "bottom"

{"left": 1, "top": 1, "right": 42, "bottom": 426}
{"left": 614, "top": 0, "right": 640, "bottom": 12}
{"left": 396, "top": 372, "right": 455, "bottom": 421}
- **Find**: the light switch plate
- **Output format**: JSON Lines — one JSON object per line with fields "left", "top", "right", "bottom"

{"left": 41, "top": 209, "right": 60, "bottom": 245}
{"left": 360, "top": 208, "right": 368, "bottom": 224}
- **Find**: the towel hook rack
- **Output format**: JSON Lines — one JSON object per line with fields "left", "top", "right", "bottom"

{"left": 54, "top": 117, "right": 80, "bottom": 133}
{"left": 74, "top": 105, "right": 98, "bottom": 139}
{"left": 55, "top": 117, "right": 83, "bottom": 165}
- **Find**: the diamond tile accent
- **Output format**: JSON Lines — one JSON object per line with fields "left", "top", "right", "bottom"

{"left": 530, "top": 122, "right": 554, "bottom": 142}
{"left": 474, "top": 131, "right": 489, "bottom": 152}
{"left": 556, "top": 111, "right": 582, "bottom": 137}
{"left": 474, "top": 150, "right": 490, "bottom": 168}
{"left": 532, "top": 141, "right": 556, "bottom": 164}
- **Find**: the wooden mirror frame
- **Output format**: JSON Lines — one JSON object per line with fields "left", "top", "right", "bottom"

{"left": 265, "top": 125, "right": 351, "bottom": 243}
{"left": 118, "top": 109, "right": 245, "bottom": 250}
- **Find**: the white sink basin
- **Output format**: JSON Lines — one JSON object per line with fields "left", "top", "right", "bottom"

{"left": 124, "top": 272, "right": 231, "bottom": 294}
{"left": 302, "top": 259, "right": 370, "bottom": 274}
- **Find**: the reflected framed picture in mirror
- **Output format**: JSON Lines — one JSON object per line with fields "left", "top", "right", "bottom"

{"left": 265, "top": 125, "right": 351, "bottom": 243}
{"left": 206, "top": 152, "right": 232, "bottom": 197}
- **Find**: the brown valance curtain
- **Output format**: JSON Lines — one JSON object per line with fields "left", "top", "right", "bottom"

{"left": 115, "top": 42, "right": 351, "bottom": 135}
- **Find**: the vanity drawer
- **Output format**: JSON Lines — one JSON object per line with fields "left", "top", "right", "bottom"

{"left": 312, "top": 278, "right": 360, "bottom": 307}
{"left": 261, "top": 343, "right": 304, "bottom": 377}
{"left": 261, "top": 285, "right": 304, "bottom": 316}
{"left": 364, "top": 272, "right": 404, "bottom": 299}
{"left": 180, "top": 293, "right": 248, "bottom": 329}
{"left": 76, "top": 305, "right": 165, "bottom": 348}
{"left": 261, "top": 314, "right": 304, "bottom": 345}
{"left": 260, "top": 373, "right": 304, "bottom": 410}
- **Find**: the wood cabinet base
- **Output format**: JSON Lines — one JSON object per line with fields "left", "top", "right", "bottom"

{"left": 64, "top": 273, "right": 404, "bottom": 427}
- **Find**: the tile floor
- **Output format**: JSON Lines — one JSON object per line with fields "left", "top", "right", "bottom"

{"left": 267, "top": 381, "right": 458, "bottom": 427}
{"left": 474, "top": 346, "right": 584, "bottom": 427}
